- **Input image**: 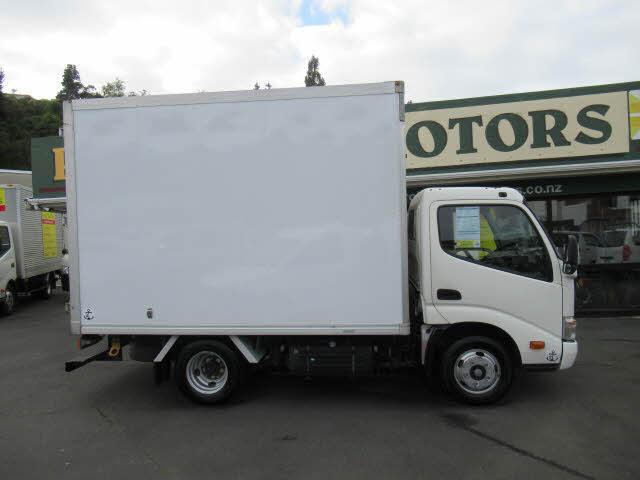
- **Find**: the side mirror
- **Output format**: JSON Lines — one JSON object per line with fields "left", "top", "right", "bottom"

{"left": 563, "top": 235, "right": 578, "bottom": 274}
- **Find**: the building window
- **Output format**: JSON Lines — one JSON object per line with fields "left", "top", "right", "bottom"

{"left": 529, "top": 193, "right": 640, "bottom": 313}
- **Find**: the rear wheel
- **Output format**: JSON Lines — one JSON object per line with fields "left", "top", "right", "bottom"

{"left": 40, "top": 273, "right": 56, "bottom": 300}
{"left": 175, "top": 340, "right": 241, "bottom": 404}
{"left": 441, "top": 336, "right": 513, "bottom": 405}
{"left": 1, "top": 285, "right": 16, "bottom": 316}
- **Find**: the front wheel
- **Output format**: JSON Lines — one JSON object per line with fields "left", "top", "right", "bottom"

{"left": 175, "top": 340, "right": 242, "bottom": 404}
{"left": 441, "top": 336, "right": 513, "bottom": 405}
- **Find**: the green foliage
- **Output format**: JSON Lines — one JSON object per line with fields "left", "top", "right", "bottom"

{"left": 0, "top": 95, "right": 61, "bottom": 170}
{"left": 0, "top": 67, "right": 5, "bottom": 122}
{"left": 127, "top": 89, "right": 148, "bottom": 97}
{"left": 56, "top": 64, "right": 82, "bottom": 101}
{"left": 0, "top": 65, "right": 143, "bottom": 170}
{"left": 56, "top": 64, "right": 101, "bottom": 101}
{"left": 304, "top": 56, "right": 326, "bottom": 87}
{"left": 102, "top": 78, "right": 126, "bottom": 97}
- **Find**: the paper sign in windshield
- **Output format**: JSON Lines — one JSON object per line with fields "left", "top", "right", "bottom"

{"left": 455, "top": 207, "right": 481, "bottom": 248}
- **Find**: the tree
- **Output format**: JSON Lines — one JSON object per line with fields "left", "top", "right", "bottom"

{"left": 304, "top": 56, "right": 325, "bottom": 87}
{"left": 254, "top": 82, "right": 260, "bottom": 90}
{"left": 56, "top": 64, "right": 101, "bottom": 101}
{"left": 0, "top": 67, "right": 5, "bottom": 119}
{"left": 0, "top": 96, "right": 61, "bottom": 169}
{"left": 102, "top": 78, "right": 125, "bottom": 97}
{"left": 56, "top": 65, "right": 83, "bottom": 101}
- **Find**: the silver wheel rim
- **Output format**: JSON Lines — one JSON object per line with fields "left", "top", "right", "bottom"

{"left": 185, "top": 351, "right": 228, "bottom": 395}
{"left": 453, "top": 348, "right": 501, "bottom": 395}
{"left": 5, "top": 291, "right": 13, "bottom": 310}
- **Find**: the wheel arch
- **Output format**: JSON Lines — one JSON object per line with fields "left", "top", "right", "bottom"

{"left": 434, "top": 322, "right": 522, "bottom": 368}
{"left": 167, "top": 335, "right": 253, "bottom": 365}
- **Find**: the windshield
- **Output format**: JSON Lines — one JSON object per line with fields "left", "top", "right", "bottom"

{"left": 602, "top": 231, "right": 626, "bottom": 247}
{"left": 523, "top": 202, "right": 563, "bottom": 259}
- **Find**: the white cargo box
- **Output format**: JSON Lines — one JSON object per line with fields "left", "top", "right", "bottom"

{"left": 0, "top": 184, "right": 64, "bottom": 278}
{"left": 65, "top": 82, "right": 408, "bottom": 336}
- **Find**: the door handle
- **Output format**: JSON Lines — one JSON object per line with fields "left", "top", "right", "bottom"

{"left": 11, "top": 263, "right": 14, "bottom": 268}
{"left": 437, "top": 289, "right": 462, "bottom": 300}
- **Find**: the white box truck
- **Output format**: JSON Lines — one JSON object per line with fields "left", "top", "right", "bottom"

{"left": 0, "top": 184, "right": 64, "bottom": 314}
{"left": 63, "top": 82, "right": 578, "bottom": 404}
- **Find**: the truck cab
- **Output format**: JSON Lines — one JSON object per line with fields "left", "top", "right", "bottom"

{"left": 0, "top": 220, "right": 17, "bottom": 315}
{"left": 409, "top": 187, "right": 578, "bottom": 402}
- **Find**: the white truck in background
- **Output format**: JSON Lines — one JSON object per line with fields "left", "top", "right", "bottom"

{"left": 63, "top": 82, "right": 578, "bottom": 405}
{"left": 0, "top": 185, "right": 65, "bottom": 314}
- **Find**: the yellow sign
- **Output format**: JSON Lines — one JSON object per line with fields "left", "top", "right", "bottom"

{"left": 630, "top": 90, "right": 640, "bottom": 140}
{"left": 52, "top": 147, "right": 66, "bottom": 181}
{"left": 0, "top": 188, "right": 5, "bottom": 212}
{"left": 41, "top": 212, "right": 57, "bottom": 258}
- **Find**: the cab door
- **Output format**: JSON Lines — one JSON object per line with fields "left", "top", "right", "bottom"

{"left": 429, "top": 201, "right": 563, "bottom": 363}
{"left": 0, "top": 225, "right": 16, "bottom": 289}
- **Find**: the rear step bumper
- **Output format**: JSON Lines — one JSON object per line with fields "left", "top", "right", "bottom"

{"left": 65, "top": 337, "right": 125, "bottom": 372}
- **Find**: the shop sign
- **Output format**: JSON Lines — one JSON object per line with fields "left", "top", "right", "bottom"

{"left": 406, "top": 87, "right": 636, "bottom": 170}
{"left": 31, "top": 136, "right": 65, "bottom": 199}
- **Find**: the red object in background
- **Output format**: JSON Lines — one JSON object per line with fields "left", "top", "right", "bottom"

{"left": 623, "top": 244, "right": 631, "bottom": 262}
{"left": 0, "top": 205, "right": 5, "bottom": 212}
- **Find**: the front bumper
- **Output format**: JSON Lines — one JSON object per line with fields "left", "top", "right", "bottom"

{"left": 560, "top": 340, "right": 578, "bottom": 370}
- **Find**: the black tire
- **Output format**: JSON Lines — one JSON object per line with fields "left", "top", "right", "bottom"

{"left": 441, "top": 336, "right": 513, "bottom": 405}
{"left": 61, "top": 273, "right": 70, "bottom": 292}
{"left": 175, "top": 340, "right": 241, "bottom": 404}
{"left": 1, "top": 284, "right": 16, "bottom": 316}
{"left": 40, "top": 274, "right": 55, "bottom": 300}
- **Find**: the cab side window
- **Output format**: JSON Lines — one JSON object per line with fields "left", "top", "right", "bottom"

{"left": 437, "top": 205, "right": 552, "bottom": 282}
{"left": 0, "top": 227, "right": 11, "bottom": 257}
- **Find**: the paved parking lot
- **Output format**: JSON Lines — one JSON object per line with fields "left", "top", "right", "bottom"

{"left": 0, "top": 292, "right": 639, "bottom": 479}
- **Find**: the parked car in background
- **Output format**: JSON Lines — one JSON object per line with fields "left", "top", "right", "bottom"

{"left": 599, "top": 226, "right": 640, "bottom": 264}
{"left": 552, "top": 231, "right": 603, "bottom": 265}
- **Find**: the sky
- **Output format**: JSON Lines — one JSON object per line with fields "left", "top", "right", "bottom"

{"left": 0, "top": 0, "right": 638, "bottom": 102}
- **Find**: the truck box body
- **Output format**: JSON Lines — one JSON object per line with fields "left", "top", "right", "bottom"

{"left": 0, "top": 185, "right": 64, "bottom": 278}
{"left": 65, "top": 82, "right": 408, "bottom": 336}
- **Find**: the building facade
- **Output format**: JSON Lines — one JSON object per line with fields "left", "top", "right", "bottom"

{"left": 406, "top": 82, "right": 640, "bottom": 315}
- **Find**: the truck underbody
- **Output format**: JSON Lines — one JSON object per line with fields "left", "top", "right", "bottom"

{"left": 65, "top": 310, "right": 544, "bottom": 406}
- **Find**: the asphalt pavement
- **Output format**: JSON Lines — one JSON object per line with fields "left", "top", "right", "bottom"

{"left": 0, "top": 292, "right": 638, "bottom": 479}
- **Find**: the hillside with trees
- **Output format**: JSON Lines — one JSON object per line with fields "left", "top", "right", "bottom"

{"left": 0, "top": 64, "right": 145, "bottom": 170}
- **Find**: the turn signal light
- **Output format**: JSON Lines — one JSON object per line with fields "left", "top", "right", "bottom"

{"left": 529, "top": 341, "right": 545, "bottom": 350}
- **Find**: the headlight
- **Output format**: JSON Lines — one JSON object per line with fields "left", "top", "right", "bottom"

{"left": 563, "top": 317, "right": 576, "bottom": 341}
